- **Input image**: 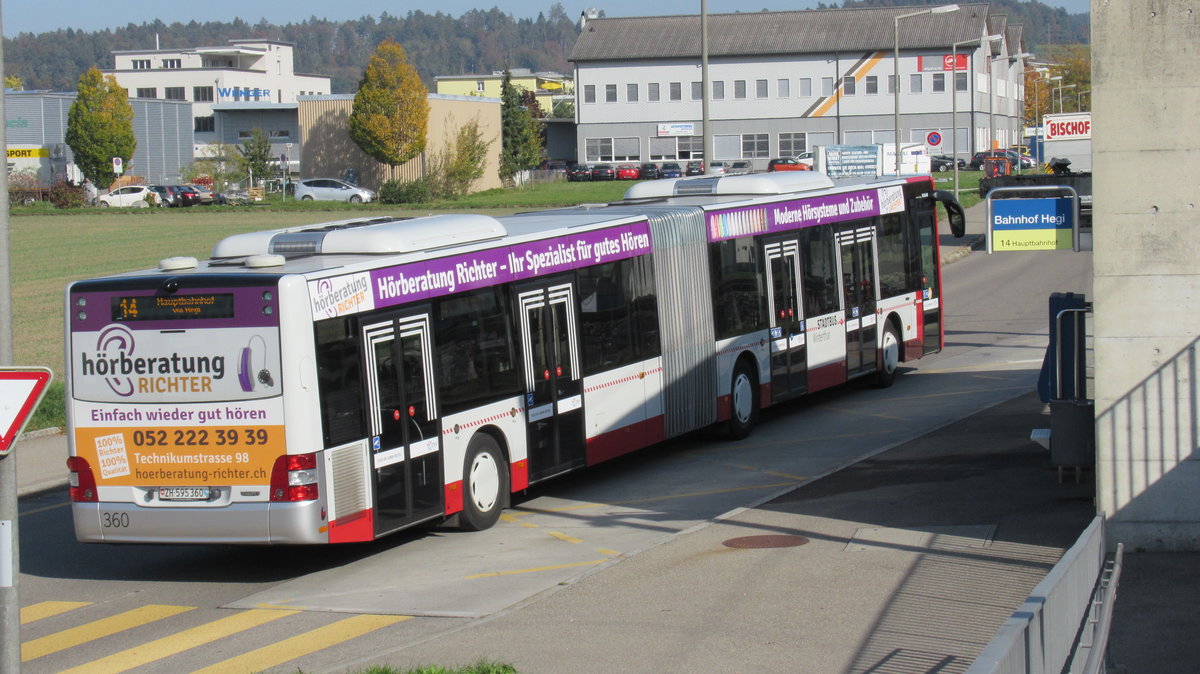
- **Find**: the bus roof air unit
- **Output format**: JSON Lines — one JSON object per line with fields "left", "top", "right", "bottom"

{"left": 623, "top": 171, "right": 835, "bottom": 200}
{"left": 212, "top": 214, "right": 508, "bottom": 259}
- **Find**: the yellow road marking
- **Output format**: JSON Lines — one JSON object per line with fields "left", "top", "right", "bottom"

{"left": 466, "top": 558, "right": 609, "bottom": 579}
{"left": 729, "top": 464, "right": 808, "bottom": 481}
{"left": 58, "top": 608, "right": 298, "bottom": 674}
{"left": 596, "top": 549, "right": 620, "bottom": 556}
{"left": 500, "top": 513, "right": 539, "bottom": 528}
{"left": 20, "top": 601, "right": 91, "bottom": 625}
{"left": 22, "top": 604, "right": 193, "bottom": 662}
{"left": 191, "top": 614, "right": 410, "bottom": 674}
{"left": 824, "top": 405, "right": 906, "bottom": 421}
{"left": 545, "top": 481, "right": 801, "bottom": 512}
{"left": 20, "top": 501, "right": 71, "bottom": 516}
{"left": 547, "top": 530, "right": 581, "bottom": 543}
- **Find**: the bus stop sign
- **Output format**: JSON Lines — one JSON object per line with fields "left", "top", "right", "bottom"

{"left": 0, "top": 368, "right": 52, "bottom": 457}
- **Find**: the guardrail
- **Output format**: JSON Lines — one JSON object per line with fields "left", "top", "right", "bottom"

{"left": 967, "top": 515, "right": 1123, "bottom": 674}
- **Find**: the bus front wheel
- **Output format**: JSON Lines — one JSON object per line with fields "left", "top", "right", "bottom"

{"left": 460, "top": 434, "right": 507, "bottom": 531}
{"left": 725, "top": 359, "right": 759, "bottom": 440}
{"left": 874, "top": 322, "right": 901, "bottom": 388}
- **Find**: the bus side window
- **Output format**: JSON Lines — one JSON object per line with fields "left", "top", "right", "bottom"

{"left": 315, "top": 317, "right": 366, "bottom": 447}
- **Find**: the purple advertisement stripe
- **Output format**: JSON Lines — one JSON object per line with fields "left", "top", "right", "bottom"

{"left": 370, "top": 221, "right": 653, "bottom": 308}
{"left": 707, "top": 189, "right": 882, "bottom": 242}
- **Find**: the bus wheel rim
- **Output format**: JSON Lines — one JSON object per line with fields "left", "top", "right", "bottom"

{"left": 882, "top": 329, "right": 899, "bottom": 373}
{"left": 733, "top": 373, "right": 753, "bottom": 423}
{"left": 469, "top": 452, "right": 500, "bottom": 511}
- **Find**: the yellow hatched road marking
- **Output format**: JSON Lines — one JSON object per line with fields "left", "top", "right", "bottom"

{"left": 20, "top": 601, "right": 92, "bottom": 625}
{"left": 191, "top": 614, "right": 410, "bottom": 674}
{"left": 547, "top": 530, "right": 581, "bottom": 543}
{"left": 22, "top": 604, "right": 194, "bottom": 662}
{"left": 58, "top": 608, "right": 298, "bottom": 674}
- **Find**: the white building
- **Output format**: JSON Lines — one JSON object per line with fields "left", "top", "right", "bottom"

{"left": 105, "top": 40, "right": 331, "bottom": 156}
{"left": 569, "top": 5, "right": 1027, "bottom": 170}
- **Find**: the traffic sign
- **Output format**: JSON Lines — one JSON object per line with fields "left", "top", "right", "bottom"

{"left": 926, "top": 131, "right": 943, "bottom": 147}
{"left": 0, "top": 368, "right": 52, "bottom": 457}
{"left": 112, "top": 157, "right": 124, "bottom": 174}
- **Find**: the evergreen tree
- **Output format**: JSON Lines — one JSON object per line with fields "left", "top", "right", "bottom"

{"left": 348, "top": 38, "right": 430, "bottom": 167}
{"left": 65, "top": 67, "right": 136, "bottom": 188}
{"left": 499, "top": 69, "right": 544, "bottom": 183}
{"left": 236, "top": 129, "right": 273, "bottom": 187}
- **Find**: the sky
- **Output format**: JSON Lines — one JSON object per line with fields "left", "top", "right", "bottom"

{"left": 2, "top": 0, "right": 1090, "bottom": 37}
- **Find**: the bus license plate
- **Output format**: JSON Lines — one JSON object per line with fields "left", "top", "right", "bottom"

{"left": 158, "top": 487, "right": 210, "bottom": 501}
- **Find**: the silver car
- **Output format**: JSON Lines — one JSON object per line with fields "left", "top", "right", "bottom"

{"left": 293, "top": 178, "right": 375, "bottom": 203}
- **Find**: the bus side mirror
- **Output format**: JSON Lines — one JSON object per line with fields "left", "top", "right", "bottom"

{"left": 933, "top": 190, "right": 967, "bottom": 238}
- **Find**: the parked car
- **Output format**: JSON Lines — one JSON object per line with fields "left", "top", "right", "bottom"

{"left": 540, "top": 159, "right": 569, "bottom": 174}
{"left": 294, "top": 178, "right": 376, "bottom": 203}
{"left": 659, "top": 162, "right": 683, "bottom": 179}
{"left": 929, "top": 156, "right": 956, "bottom": 172}
{"left": 725, "top": 160, "right": 753, "bottom": 175}
{"left": 767, "top": 157, "right": 809, "bottom": 172}
{"left": 685, "top": 160, "right": 705, "bottom": 176}
{"left": 590, "top": 164, "right": 615, "bottom": 181}
{"left": 97, "top": 185, "right": 155, "bottom": 208}
{"left": 187, "top": 184, "right": 216, "bottom": 204}
{"left": 566, "top": 164, "right": 592, "bottom": 182}
{"left": 968, "top": 150, "right": 1032, "bottom": 171}
{"left": 707, "top": 161, "right": 727, "bottom": 175}
{"left": 172, "top": 185, "right": 204, "bottom": 207}
{"left": 933, "top": 155, "right": 967, "bottom": 170}
{"left": 796, "top": 151, "right": 815, "bottom": 168}
{"left": 639, "top": 163, "right": 661, "bottom": 180}
{"left": 148, "top": 185, "right": 182, "bottom": 207}
{"left": 615, "top": 164, "right": 640, "bottom": 180}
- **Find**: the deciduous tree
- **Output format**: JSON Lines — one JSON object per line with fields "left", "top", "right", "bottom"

{"left": 499, "top": 69, "right": 543, "bottom": 183}
{"left": 348, "top": 38, "right": 429, "bottom": 167}
{"left": 237, "top": 129, "right": 273, "bottom": 187}
{"left": 65, "top": 67, "right": 136, "bottom": 189}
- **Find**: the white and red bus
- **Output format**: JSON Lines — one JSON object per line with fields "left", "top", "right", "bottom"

{"left": 65, "top": 171, "right": 964, "bottom": 544}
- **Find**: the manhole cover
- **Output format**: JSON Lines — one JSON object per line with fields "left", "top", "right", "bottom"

{"left": 723, "top": 534, "right": 809, "bottom": 549}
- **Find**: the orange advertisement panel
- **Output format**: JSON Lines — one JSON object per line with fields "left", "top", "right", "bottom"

{"left": 71, "top": 399, "right": 286, "bottom": 487}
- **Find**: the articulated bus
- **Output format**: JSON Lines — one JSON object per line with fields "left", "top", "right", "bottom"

{"left": 66, "top": 171, "right": 964, "bottom": 544}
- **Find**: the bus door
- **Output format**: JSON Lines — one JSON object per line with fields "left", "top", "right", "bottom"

{"left": 907, "top": 187, "right": 943, "bottom": 355}
{"left": 362, "top": 312, "right": 443, "bottom": 535}
{"left": 837, "top": 226, "right": 879, "bottom": 377}
{"left": 764, "top": 239, "right": 807, "bottom": 400}
{"left": 517, "top": 282, "right": 585, "bottom": 482}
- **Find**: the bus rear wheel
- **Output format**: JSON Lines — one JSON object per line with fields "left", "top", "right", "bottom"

{"left": 725, "top": 359, "right": 759, "bottom": 440}
{"left": 460, "top": 434, "right": 507, "bottom": 531}
{"left": 874, "top": 322, "right": 901, "bottom": 388}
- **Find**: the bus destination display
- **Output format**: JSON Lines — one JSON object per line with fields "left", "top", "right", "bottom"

{"left": 112, "top": 294, "right": 235, "bottom": 322}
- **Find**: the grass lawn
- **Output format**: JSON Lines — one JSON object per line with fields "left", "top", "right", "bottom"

{"left": 13, "top": 172, "right": 983, "bottom": 430}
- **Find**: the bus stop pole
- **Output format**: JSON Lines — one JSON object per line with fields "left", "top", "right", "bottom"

{"left": 0, "top": 4, "right": 23, "bottom": 671}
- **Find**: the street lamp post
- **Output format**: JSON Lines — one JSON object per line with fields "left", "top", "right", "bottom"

{"left": 1055, "top": 83, "right": 1076, "bottom": 113}
{"left": 1024, "top": 67, "right": 1048, "bottom": 167}
{"left": 894, "top": 4, "right": 959, "bottom": 175}
{"left": 1078, "top": 89, "right": 1090, "bottom": 112}
{"left": 989, "top": 52, "right": 1032, "bottom": 156}
{"left": 951, "top": 34, "right": 1001, "bottom": 197}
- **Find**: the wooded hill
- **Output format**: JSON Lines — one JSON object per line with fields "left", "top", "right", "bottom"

{"left": 4, "top": 0, "right": 1086, "bottom": 95}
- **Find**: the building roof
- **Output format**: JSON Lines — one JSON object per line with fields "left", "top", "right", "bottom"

{"left": 570, "top": 4, "right": 1007, "bottom": 62}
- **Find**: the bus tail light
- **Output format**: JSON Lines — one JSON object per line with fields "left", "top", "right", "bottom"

{"left": 270, "top": 453, "right": 319, "bottom": 502}
{"left": 67, "top": 456, "right": 98, "bottom": 502}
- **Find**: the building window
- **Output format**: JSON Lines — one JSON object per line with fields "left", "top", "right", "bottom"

{"left": 779, "top": 132, "right": 806, "bottom": 156}
{"left": 193, "top": 86, "right": 214, "bottom": 102}
{"left": 842, "top": 77, "right": 856, "bottom": 96}
{"left": 799, "top": 78, "right": 812, "bottom": 97}
{"left": 164, "top": 87, "right": 185, "bottom": 101}
{"left": 131, "top": 59, "right": 151, "bottom": 70}
{"left": 194, "top": 116, "right": 215, "bottom": 133}
{"left": 821, "top": 78, "right": 834, "bottom": 96}
{"left": 742, "top": 133, "right": 769, "bottom": 158}
{"left": 613, "top": 137, "right": 639, "bottom": 161}
{"left": 161, "top": 58, "right": 181, "bottom": 69}
{"left": 888, "top": 75, "right": 896, "bottom": 95}
{"left": 584, "top": 85, "right": 596, "bottom": 103}
{"left": 135, "top": 88, "right": 156, "bottom": 98}
{"left": 648, "top": 136, "right": 676, "bottom": 160}
{"left": 269, "top": 130, "right": 291, "bottom": 139}
{"left": 627, "top": 83, "right": 638, "bottom": 102}
{"left": 605, "top": 84, "right": 617, "bottom": 103}
{"left": 677, "top": 135, "right": 703, "bottom": 159}
{"left": 691, "top": 81, "right": 702, "bottom": 100}
{"left": 669, "top": 82, "right": 681, "bottom": 101}
{"left": 476, "top": 80, "right": 485, "bottom": 92}
{"left": 910, "top": 74, "right": 923, "bottom": 94}
{"left": 955, "top": 72, "right": 969, "bottom": 92}
{"left": 777, "top": 79, "right": 789, "bottom": 98}
{"left": 237, "top": 130, "right": 254, "bottom": 139}
{"left": 648, "top": 83, "right": 660, "bottom": 102}
{"left": 865, "top": 76, "right": 879, "bottom": 95}
{"left": 712, "top": 81, "right": 724, "bottom": 100}
{"left": 755, "top": 79, "right": 768, "bottom": 98}
{"left": 585, "top": 137, "right": 614, "bottom": 162}
{"left": 734, "top": 80, "right": 746, "bottom": 99}
{"left": 932, "top": 73, "right": 946, "bottom": 93}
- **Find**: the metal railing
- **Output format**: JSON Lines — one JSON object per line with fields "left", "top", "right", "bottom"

{"left": 966, "top": 516, "right": 1123, "bottom": 674}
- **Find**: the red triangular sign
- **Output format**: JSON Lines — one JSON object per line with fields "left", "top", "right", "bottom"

{"left": 0, "top": 368, "right": 53, "bottom": 457}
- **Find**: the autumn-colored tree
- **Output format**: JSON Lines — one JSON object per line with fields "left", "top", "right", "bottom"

{"left": 1025, "top": 44, "right": 1091, "bottom": 124}
{"left": 348, "top": 38, "right": 430, "bottom": 167}
{"left": 237, "top": 129, "right": 273, "bottom": 187}
{"left": 4, "top": 74, "right": 24, "bottom": 91}
{"left": 65, "top": 67, "right": 136, "bottom": 188}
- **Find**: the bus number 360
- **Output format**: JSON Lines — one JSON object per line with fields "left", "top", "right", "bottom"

{"left": 102, "top": 513, "right": 130, "bottom": 528}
